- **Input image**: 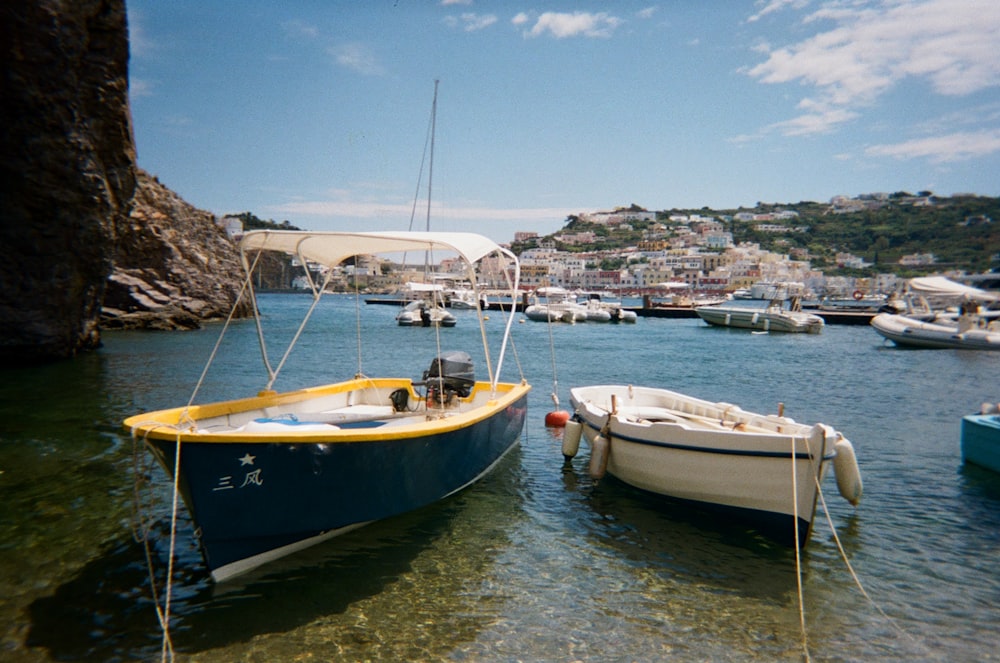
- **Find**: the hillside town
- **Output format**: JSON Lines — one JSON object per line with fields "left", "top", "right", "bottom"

{"left": 224, "top": 192, "right": 997, "bottom": 300}
{"left": 508, "top": 208, "right": 886, "bottom": 298}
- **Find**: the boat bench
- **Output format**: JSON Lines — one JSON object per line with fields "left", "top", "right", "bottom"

{"left": 616, "top": 406, "right": 769, "bottom": 432}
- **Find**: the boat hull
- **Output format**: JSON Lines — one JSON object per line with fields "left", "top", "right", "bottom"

{"left": 870, "top": 313, "right": 1000, "bottom": 350}
{"left": 395, "top": 301, "right": 457, "bottom": 327}
{"left": 524, "top": 305, "right": 586, "bottom": 323}
{"left": 962, "top": 414, "right": 1000, "bottom": 473}
{"left": 570, "top": 385, "right": 844, "bottom": 547}
{"left": 128, "top": 379, "right": 529, "bottom": 581}
{"left": 695, "top": 305, "right": 824, "bottom": 333}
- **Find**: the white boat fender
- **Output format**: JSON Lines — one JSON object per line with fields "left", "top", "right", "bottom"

{"left": 588, "top": 433, "right": 610, "bottom": 480}
{"left": 562, "top": 419, "right": 583, "bottom": 459}
{"left": 833, "top": 437, "right": 863, "bottom": 506}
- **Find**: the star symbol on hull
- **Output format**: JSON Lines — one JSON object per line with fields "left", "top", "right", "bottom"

{"left": 238, "top": 453, "right": 256, "bottom": 466}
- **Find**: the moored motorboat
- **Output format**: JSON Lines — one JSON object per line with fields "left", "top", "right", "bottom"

{"left": 124, "top": 230, "right": 531, "bottom": 582}
{"left": 695, "top": 300, "right": 824, "bottom": 333}
{"left": 566, "top": 384, "right": 861, "bottom": 548}
{"left": 695, "top": 282, "right": 823, "bottom": 333}
{"left": 395, "top": 288, "right": 457, "bottom": 327}
{"left": 578, "top": 292, "right": 637, "bottom": 323}
{"left": 870, "top": 311, "right": 1000, "bottom": 350}
{"left": 581, "top": 297, "right": 613, "bottom": 322}
{"left": 648, "top": 282, "right": 727, "bottom": 316}
{"left": 962, "top": 403, "right": 1000, "bottom": 473}
{"left": 524, "top": 287, "right": 587, "bottom": 323}
{"left": 445, "top": 287, "right": 483, "bottom": 310}
{"left": 607, "top": 306, "right": 637, "bottom": 323}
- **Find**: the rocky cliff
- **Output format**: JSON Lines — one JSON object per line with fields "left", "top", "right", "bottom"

{"left": 1, "top": 2, "right": 253, "bottom": 363}
{"left": 0, "top": 0, "right": 135, "bottom": 365}
{"left": 102, "top": 170, "right": 253, "bottom": 330}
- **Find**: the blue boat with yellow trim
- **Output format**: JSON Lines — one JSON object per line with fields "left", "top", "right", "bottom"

{"left": 124, "top": 231, "right": 530, "bottom": 582}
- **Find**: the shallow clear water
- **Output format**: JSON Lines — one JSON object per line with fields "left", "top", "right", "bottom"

{"left": 2, "top": 293, "right": 999, "bottom": 662}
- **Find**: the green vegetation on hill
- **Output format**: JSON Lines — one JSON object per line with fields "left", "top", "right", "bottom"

{"left": 226, "top": 212, "right": 303, "bottom": 289}
{"left": 739, "top": 195, "right": 998, "bottom": 273}
{"left": 227, "top": 211, "right": 300, "bottom": 232}
{"left": 515, "top": 194, "right": 1000, "bottom": 275}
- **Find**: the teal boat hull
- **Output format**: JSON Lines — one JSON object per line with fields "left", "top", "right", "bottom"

{"left": 962, "top": 414, "right": 1000, "bottom": 473}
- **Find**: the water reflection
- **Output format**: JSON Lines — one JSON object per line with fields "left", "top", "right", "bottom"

{"left": 572, "top": 467, "right": 797, "bottom": 599}
{"left": 6, "top": 296, "right": 1000, "bottom": 661}
{"left": 24, "top": 444, "right": 527, "bottom": 661}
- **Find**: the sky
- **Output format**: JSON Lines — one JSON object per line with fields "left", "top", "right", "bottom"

{"left": 127, "top": 0, "right": 1000, "bottom": 243}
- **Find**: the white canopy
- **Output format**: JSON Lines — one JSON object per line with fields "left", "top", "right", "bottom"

{"left": 909, "top": 276, "right": 997, "bottom": 302}
{"left": 239, "top": 230, "right": 511, "bottom": 269}
{"left": 238, "top": 230, "right": 520, "bottom": 391}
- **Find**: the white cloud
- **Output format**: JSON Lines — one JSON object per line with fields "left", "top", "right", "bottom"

{"left": 636, "top": 7, "right": 657, "bottom": 20}
{"left": 130, "top": 78, "right": 154, "bottom": 98}
{"left": 769, "top": 107, "right": 860, "bottom": 136}
{"left": 521, "top": 11, "right": 623, "bottom": 39}
{"left": 865, "top": 130, "right": 1000, "bottom": 163}
{"left": 444, "top": 13, "right": 498, "bottom": 32}
{"left": 329, "top": 43, "right": 385, "bottom": 76}
{"left": 511, "top": 12, "right": 530, "bottom": 27}
{"left": 914, "top": 103, "right": 1000, "bottom": 134}
{"left": 746, "top": 0, "right": 1000, "bottom": 136}
{"left": 747, "top": 0, "right": 808, "bottom": 24}
{"left": 127, "top": 11, "right": 155, "bottom": 59}
{"left": 282, "top": 19, "right": 320, "bottom": 40}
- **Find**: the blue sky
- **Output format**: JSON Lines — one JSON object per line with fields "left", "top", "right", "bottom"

{"left": 128, "top": 1, "right": 1000, "bottom": 243}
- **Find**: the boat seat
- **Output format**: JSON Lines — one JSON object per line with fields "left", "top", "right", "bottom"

{"left": 616, "top": 406, "right": 762, "bottom": 431}
{"left": 238, "top": 418, "right": 340, "bottom": 433}
{"left": 314, "top": 404, "right": 396, "bottom": 423}
{"left": 617, "top": 406, "right": 699, "bottom": 425}
{"left": 617, "top": 406, "right": 675, "bottom": 420}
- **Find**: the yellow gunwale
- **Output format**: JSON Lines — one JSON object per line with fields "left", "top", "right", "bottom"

{"left": 124, "top": 378, "right": 530, "bottom": 444}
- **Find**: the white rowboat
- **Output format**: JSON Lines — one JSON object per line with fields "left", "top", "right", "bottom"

{"left": 567, "top": 384, "right": 861, "bottom": 547}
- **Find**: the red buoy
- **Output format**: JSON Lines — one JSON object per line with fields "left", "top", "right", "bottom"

{"left": 545, "top": 410, "right": 570, "bottom": 427}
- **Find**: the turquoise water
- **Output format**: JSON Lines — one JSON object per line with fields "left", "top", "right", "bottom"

{"left": 2, "top": 293, "right": 999, "bottom": 662}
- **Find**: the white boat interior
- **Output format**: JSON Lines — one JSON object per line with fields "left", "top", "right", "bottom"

{"left": 139, "top": 376, "right": 524, "bottom": 439}
{"left": 574, "top": 385, "right": 828, "bottom": 438}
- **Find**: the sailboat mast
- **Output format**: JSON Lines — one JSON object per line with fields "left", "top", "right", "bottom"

{"left": 425, "top": 79, "right": 438, "bottom": 233}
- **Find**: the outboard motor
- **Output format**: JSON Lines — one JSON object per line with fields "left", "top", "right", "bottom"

{"left": 422, "top": 351, "right": 475, "bottom": 406}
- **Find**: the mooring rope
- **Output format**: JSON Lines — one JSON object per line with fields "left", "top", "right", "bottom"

{"left": 797, "top": 438, "right": 928, "bottom": 660}
{"left": 544, "top": 301, "right": 561, "bottom": 412}
{"left": 354, "top": 280, "right": 364, "bottom": 377}
{"left": 790, "top": 436, "right": 811, "bottom": 662}
{"left": 506, "top": 307, "right": 525, "bottom": 383}
{"left": 129, "top": 423, "right": 185, "bottom": 662}
{"left": 132, "top": 250, "right": 266, "bottom": 661}
{"left": 158, "top": 429, "right": 183, "bottom": 662}
{"left": 129, "top": 428, "right": 170, "bottom": 658}
{"left": 813, "top": 476, "right": 921, "bottom": 647}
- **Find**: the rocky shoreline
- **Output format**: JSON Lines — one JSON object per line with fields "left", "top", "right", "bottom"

{"left": 101, "top": 170, "right": 252, "bottom": 331}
